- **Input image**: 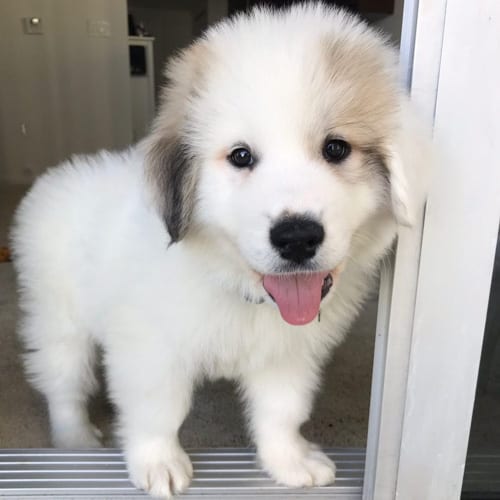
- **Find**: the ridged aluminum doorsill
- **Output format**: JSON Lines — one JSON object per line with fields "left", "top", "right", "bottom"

{"left": 0, "top": 448, "right": 364, "bottom": 499}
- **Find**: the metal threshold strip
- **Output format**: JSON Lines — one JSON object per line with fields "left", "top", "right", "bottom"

{"left": 0, "top": 448, "right": 364, "bottom": 499}
{"left": 1, "top": 448, "right": 498, "bottom": 498}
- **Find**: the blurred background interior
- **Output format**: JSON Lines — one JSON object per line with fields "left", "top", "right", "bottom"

{"left": 0, "top": 2, "right": 498, "bottom": 497}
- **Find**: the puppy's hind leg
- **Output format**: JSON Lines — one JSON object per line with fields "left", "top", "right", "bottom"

{"left": 20, "top": 313, "right": 102, "bottom": 448}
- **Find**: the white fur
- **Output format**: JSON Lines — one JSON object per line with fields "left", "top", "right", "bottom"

{"left": 11, "top": 4, "right": 431, "bottom": 498}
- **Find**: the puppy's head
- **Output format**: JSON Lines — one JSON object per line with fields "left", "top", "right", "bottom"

{"left": 144, "top": 4, "right": 430, "bottom": 325}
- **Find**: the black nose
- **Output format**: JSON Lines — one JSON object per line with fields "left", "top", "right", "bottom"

{"left": 270, "top": 216, "right": 325, "bottom": 264}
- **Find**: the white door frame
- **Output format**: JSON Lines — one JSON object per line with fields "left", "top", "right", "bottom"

{"left": 364, "top": 0, "right": 500, "bottom": 498}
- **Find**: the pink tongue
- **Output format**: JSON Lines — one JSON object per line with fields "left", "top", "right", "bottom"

{"left": 263, "top": 272, "right": 329, "bottom": 326}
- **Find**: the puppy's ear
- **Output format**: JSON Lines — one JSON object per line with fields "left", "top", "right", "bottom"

{"left": 385, "top": 147, "right": 413, "bottom": 226}
{"left": 385, "top": 101, "right": 433, "bottom": 227}
{"left": 145, "top": 137, "right": 197, "bottom": 242}
{"left": 143, "top": 42, "right": 210, "bottom": 242}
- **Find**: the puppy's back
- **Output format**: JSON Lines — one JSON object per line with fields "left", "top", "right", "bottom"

{"left": 10, "top": 149, "right": 144, "bottom": 307}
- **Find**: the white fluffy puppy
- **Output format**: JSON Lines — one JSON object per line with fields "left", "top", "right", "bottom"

{"left": 11, "top": 3, "right": 430, "bottom": 497}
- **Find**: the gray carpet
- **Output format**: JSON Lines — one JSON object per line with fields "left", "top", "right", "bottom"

{"left": 0, "top": 183, "right": 376, "bottom": 449}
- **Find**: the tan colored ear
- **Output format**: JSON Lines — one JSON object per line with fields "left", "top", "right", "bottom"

{"left": 386, "top": 147, "right": 414, "bottom": 227}
{"left": 386, "top": 101, "right": 434, "bottom": 227}
{"left": 143, "top": 41, "right": 211, "bottom": 242}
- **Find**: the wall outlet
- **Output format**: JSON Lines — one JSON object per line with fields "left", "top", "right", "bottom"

{"left": 87, "top": 20, "right": 111, "bottom": 37}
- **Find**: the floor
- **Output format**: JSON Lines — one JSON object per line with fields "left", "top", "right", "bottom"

{"left": 0, "top": 184, "right": 377, "bottom": 449}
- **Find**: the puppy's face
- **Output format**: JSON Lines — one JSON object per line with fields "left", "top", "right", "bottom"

{"left": 146, "top": 6, "right": 420, "bottom": 325}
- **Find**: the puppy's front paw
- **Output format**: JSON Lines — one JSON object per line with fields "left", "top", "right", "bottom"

{"left": 127, "top": 441, "right": 193, "bottom": 498}
{"left": 259, "top": 439, "right": 336, "bottom": 488}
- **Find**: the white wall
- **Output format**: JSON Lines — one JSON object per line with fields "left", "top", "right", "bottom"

{"left": 128, "top": 1, "right": 194, "bottom": 103}
{"left": 0, "top": 0, "right": 132, "bottom": 184}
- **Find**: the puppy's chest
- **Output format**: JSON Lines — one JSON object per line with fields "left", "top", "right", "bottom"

{"left": 198, "top": 307, "right": 266, "bottom": 380}
{"left": 198, "top": 301, "right": 330, "bottom": 381}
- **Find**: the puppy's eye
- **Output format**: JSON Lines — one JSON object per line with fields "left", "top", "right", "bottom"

{"left": 228, "top": 147, "right": 254, "bottom": 168}
{"left": 323, "top": 138, "right": 351, "bottom": 164}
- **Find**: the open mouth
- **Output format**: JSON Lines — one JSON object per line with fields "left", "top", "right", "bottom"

{"left": 263, "top": 271, "right": 333, "bottom": 326}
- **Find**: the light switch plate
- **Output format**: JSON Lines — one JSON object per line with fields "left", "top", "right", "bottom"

{"left": 87, "top": 20, "right": 111, "bottom": 37}
{"left": 22, "top": 17, "right": 43, "bottom": 35}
